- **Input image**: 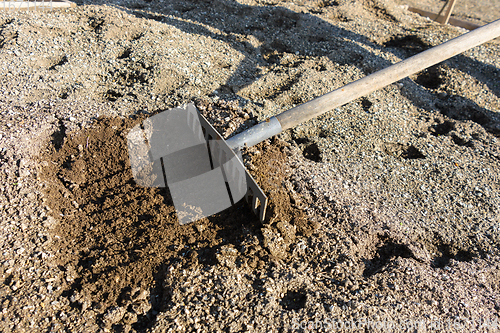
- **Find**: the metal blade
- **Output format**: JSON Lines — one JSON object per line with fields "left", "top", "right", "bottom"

{"left": 194, "top": 105, "right": 268, "bottom": 222}
{"left": 127, "top": 103, "right": 268, "bottom": 223}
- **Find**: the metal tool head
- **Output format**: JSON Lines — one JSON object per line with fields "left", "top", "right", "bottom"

{"left": 127, "top": 103, "right": 267, "bottom": 224}
{"left": 193, "top": 105, "right": 268, "bottom": 222}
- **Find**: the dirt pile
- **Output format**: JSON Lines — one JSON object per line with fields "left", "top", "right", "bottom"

{"left": 38, "top": 113, "right": 264, "bottom": 329}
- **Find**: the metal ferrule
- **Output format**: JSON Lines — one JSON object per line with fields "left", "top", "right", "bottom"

{"left": 226, "top": 116, "right": 283, "bottom": 150}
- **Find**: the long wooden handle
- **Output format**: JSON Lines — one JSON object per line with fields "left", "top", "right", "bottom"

{"left": 408, "top": 7, "right": 481, "bottom": 31}
{"left": 0, "top": 1, "right": 76, "bottom": 11}
{"left": 276, "top": 19, "right": 500, "bottom": 131}
{"left": 437, "top": 0, "right": 457, "bottom": 25}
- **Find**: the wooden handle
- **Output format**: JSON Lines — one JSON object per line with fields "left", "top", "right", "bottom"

{"left": 408, "top": 7, "right": 481, "bottom": 31}
{"left": 438, "top": 0, "right": 457, "bottom": 25}
{"left": 276, "top": 19, "right": 500, "bottom": 131}
{"left": 0, "top": 1, "right": 76, "bottom": 11}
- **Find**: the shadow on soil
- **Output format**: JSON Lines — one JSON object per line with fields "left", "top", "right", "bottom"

{"left": 362, "top": 236, "right": 415, "bottom": 277}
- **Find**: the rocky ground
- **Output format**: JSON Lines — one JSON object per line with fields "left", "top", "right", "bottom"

{"left": 0, "top": 0, "right": 499, "bottom": 332}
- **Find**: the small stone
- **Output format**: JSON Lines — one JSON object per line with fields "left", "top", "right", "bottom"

{"left": 81, "top": 300, "right": 91, "bottom": 312}
{"left": 195, "top": 224, "right": 205, "bottom": 233}
{"left": 122, "top": 311, "right": 138, "bottom": 325}
{"left": 103, "top": 306, "right": 126, "bottom": 326}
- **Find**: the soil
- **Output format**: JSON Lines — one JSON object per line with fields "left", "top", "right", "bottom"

{"left": 0, "top": 0, "right": 499, "bottom": 332}
{"left": 38, "top": 114, "right": 271, "bottom": 330}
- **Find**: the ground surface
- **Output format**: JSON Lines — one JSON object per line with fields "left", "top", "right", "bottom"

{"left": 395, "top": 0, "right": 499, "bottom": 25}
{"left": 0, "top": 0, "right": 499, "bottom": 332}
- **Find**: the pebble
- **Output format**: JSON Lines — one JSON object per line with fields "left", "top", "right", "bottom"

{"left": 103, "top": 306, "right": 126, "bottom": 326}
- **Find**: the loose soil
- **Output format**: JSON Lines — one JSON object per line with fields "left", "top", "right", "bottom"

{"left": 39, "top": 114, "right": 265, "bottom": 329}
{"left": 38, "top": 102, "right": 317, "bottom": 331}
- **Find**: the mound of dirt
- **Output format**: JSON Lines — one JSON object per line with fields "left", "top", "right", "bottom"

{"left": 39, "top": 114, "right": 264, "bottom": 328}
{"left": 37, "top": 99, "right": 318, "bottom": 329}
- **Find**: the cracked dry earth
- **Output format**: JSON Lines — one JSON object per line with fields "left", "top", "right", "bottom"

{"left": 0, "top": 0, "right": 499, "bottom": 332}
